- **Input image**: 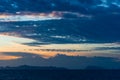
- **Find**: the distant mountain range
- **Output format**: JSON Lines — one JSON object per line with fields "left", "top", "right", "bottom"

{"left": 0, "top": 65, "right": 67, "bottom": 70}
{"left": 0, "top": 65, "right": 118, "bottom": 70}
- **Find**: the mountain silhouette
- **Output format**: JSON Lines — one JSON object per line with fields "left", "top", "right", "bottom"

{"left": 0, "top": 65, "right": 67, "bottom": 70}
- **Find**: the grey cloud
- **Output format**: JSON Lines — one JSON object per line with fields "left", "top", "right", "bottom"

{"left": 94, "top": 47, "right": 120, "bottom": 51}
{"left": 1, "top": 52, "right": 120, "bottom": 69}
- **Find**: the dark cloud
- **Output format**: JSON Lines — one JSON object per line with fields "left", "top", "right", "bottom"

{"left": 0, "top": 0, "right": 119, "bottom": 13}
{"left": 94, "top": 47, "right": 120, "bottom": 51}
{"left": 0, "top": 53, "right": 120, "bottom": 69}
{"left": 22, "top": 42, "right": 50, "bottom": 46}
{"left": 1, "top": 12, "right": 120, "bottom": 44}
{"left": 40, "top": 49, "right": 88, "bottom": 52}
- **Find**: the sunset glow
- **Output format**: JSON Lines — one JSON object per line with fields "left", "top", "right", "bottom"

{"left": 0, "top": 34, "right": 120, "bottom": 60}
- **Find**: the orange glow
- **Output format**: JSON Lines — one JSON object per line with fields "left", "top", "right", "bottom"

{"left": 0, "top": 43, "right": 87, "bottom": 58}
{"left": 0, "top": 34, "right": 86, "bottom": 59}
{"left": 0, "top": 34, "right": 120, "bottom": 60}
{"left": 0, "top": 15, "right": 8, "bottom": 18}
{"left": 0, "top": 54, "right": 21, "bottom": 60}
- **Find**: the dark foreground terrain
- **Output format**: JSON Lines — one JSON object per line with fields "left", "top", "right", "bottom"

{"left": 0, "top": 70, "right": 120, "bottom": 80}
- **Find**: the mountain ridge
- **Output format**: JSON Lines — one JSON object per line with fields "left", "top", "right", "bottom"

{"left": 0, "top": 65, "right": 68, "bottom": 70}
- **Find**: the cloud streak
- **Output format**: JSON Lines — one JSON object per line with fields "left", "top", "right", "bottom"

{"left": 0, "top": 34, "right": 120, "bottom": 59}
{"left": 0, "top": 12, "right": 62, "bottom": 22}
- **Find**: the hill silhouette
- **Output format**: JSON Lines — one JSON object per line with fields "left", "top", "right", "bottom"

{"left": 0, "top": 65, "right": 67, "bottom": 70}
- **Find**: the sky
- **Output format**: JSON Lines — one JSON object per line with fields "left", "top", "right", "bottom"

{"left": 0, "top": 0, "right": 120, "bottom": 69}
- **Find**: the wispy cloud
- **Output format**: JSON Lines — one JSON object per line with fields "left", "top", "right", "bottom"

{"left": 0, "top": 12, "right": 62, "bottom": 22}
{"left": 0, "top": 11, "right": 92, "bottom": 22}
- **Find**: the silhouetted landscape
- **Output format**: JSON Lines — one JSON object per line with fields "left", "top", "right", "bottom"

{"left": 0, "top": 65, "right": 119, "bottom": 80}
{"left": 0, "top": 65, "right": 67, "bottom": 70}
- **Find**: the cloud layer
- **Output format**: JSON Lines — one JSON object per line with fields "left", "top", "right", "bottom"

{"left": 0, "top": 0, "right": 120, "bottom": 13}
{"left": 1, "top": 53, "right": 120, "bottom": 69}
{"left": 0, "top": 0, "right": 120, "bottom": 69}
